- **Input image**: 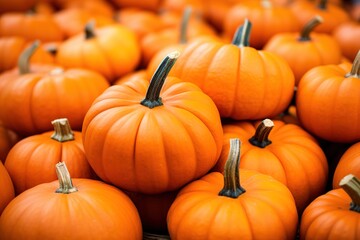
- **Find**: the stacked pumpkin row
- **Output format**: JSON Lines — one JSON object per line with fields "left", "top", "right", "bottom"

{"left": 0, "top": 0, "right": 360, "bottom": 239}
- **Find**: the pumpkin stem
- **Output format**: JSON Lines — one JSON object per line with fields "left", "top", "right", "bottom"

{"left": 232, "top": 19, "right": 252, "bottom": 47}
{"left": 18, "top": 40, "right": 40, "bottom": 74}
{"left": 140, "top": 51, "right": 180, "bottom": 108}
{"left": 55, "top": 162, "right": 78, "bottom": 194}
{"left": 299, "top": 16, "right": 323, "bottom": 41}
{"left": 346, "top": 50, "right": 360, "bottom": 78}
{"left": 339, "top": 174, "right": 360, "bottom": 212}
{"left": 249, "top": 119, "right": 274, "bottom": 148}
{"left": 51, "top": 118, "right": 75, "bottom": 142}
{"left": 85, "top": 20, "right": 96, "bottom": 39}
{"left": 317, "top": 0, "right": 328, "bottom": 10}
{"left": 219, "top": 138, "right": 246, "bottom": 198}
{"left": 179, "top": 6, "right": 192, "bottom": 44}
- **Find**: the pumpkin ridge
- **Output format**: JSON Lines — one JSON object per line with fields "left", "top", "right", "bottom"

{"left": 93, "top": 37, "right": 115, "bottom": 82}
{"left": 27, "top": 74, "right": 44, "bottom": 133}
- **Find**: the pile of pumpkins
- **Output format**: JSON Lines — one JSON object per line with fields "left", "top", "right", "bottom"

{"left": 0, "top": 0, "right": 360, "bottom": 239}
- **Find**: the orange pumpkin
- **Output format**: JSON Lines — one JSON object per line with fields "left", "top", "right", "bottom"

{"left": 0, "top": 10, "right": 64, "bottom": 42}
{"left": 300, "top": 174, "right": 360, "bottom": 239}
{"left": 264, "top": 16, "right": 342, "bottom": 85}
{"left": 110, "top": 0, "right": 162, "bottom": 11}
{"left": 333, "top": 142, "right": 360, "bottom": 189}
{"left": 0, "top": 122, "right": 19, "bottom": 163}
{"left": 0, "top": 162, "right": 142, "bottom": 239}
{"left": 5, "top": 118, "right": 95, "bottom": 195}
{"left": 56, "top": 21, "right": 141, "bottom": 83}
{"left": 333, "top": 20, "right": 360, "bottom": 62}
{"left": 223, "top": 0, "right": 300, "bottom": 49}
{"left": 290, "top": 0, "right": 350, "bottom": 34}
{"left": 296, "top": 51, "right": 360, "bottom": 143}
{"left": 159, "top": 20, "right": 295, "bottom": 120}
{"left": 167, "top": 138, "right": 298, "bottom": 239}
{"left": 59, "top": 0, "right": 115, "bottom": 18}
{"left": 0, "top": 65, "right": 109, "bottom": 136}
{"left": 213, "top": 119, "right": 328, "bottom": 213}
{"left": 0, "top": 0, "right": 36, "bottom": 13}
{"left": 82, "top": 52, "right": 223, "bottom": 194}
{"left": 0, "top": 161, "right": 14, "bottom": 215}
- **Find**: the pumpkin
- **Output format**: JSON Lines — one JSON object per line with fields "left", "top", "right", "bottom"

{"left": 0, "top": 121, "right": 19, "bottom": 163}
{"left": 55, "top": 21, "right": 141, "bottom": 83}
{"left": 114, "top": 69, "right": 149, "bottom": 85}
{"left": 59, "top": 0, "right": 115, "bottom": 18}
{"left": 290, "top": 0, "right": 350, "bottom": 34}
{"left": 158, "top": 20, "right": 295, "bottom": 120}
{"left": 0, "top": 161, "right": 15, "bottom": 215}
{"left": 300, "top": 174, "right": 360, "bottom": 239}
{"left": 333, "top": 142, "right": 360, "bottom": 189}
{"left": 53, "top": 8, "right": 116, "bottom": 38}
{"left": 0, "top": 37, "right": 55, "bottom": 73}
{"left": 222, "top": 0, "right": 300, "bottom": 49}
{"left": 5, "top": 118, "right": 95, "bottom": 195}
{"left": 213, "top": 118, "right": 328, "bottom": 213}
{"left": 110, "top": 0, "right": 162, "bottom": 11}
{"left": 0, "top": 63, "right": 110, "bottom": 136}
{"left": 167, "top": 138, "right": 298, "bottom": 240}
{"left": 0, "top": 10, "right": 64, "bottom": 42}
{"left": 332, "top": 20, "right": 360, "bottom": 62}
{"left": 264, "top": 16, "right": 342, "bottom": 85}
{"left": 296, "top": 50, "right": 360, "bottom": 143}
{"left": 82, "top": 52, "right": 223, "bottom": 194}
{"left": 0, "top": 0, "right": 36, "bottom": 13}
{"left": 0, "top": 162, "right": 142, "bottom": 239}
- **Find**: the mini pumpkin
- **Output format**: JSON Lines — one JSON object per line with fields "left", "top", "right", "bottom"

{"left": 0, "top": 162, "right": 142, "bottom": 239}
{"left": 332, "top": 20, "right": 360, "bottom": 62}
{"left": 167, "top": 138, "right": 298, "bottom": 240}
{"left": 0, "top": 161, "right": 14, "bottom": 215}
{"left": 82, "top": 52, "right": 223, "bottom": 194}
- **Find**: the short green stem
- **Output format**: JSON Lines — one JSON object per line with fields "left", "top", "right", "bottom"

{"left": 218, "top": 138, "right": 246, "bottom": 198}
{"left": 249, "top": 119, "right": 274, "bottom": 148}
{"left": 179, "top": 6, "right": 192, "bottom": 44}
{"left": 55, "top": 162, "right": 78, "bottom": 194}
{"left": 346, "top": 50, "right": 360, "bottom": 78}
{"left": 232, "top": 19, "right": 252, "bottom": 48}
{"left": 18, "top": 40, "right": 40, "bottom": 74}
{"left": 318, "top": 0, "right": 328, "bottom": 10}
{"left": 140, "top": 51, "right": 180, "bottom": 109}
{"left": 299, "top": 16, "right": 323, "bottom": 41}
{"left": 339, "top": 174, "right": 360, "bottom": 212}
{"left": 51, "top": 118, "right": 75, "bottom": 142}
{"left": 85, "top": 20, "right": 96, "bottom": 39}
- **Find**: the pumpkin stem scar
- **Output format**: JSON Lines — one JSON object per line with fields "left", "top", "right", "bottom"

{"left": 346, "top": 50, "right": 360, "bottom": 78}
{"left": 179, "top": 6, "right": 192, "bottom": 44}
{"left": 318, "top": 0, "right": 328, "bottom": 10}
{"left": 85, "top": 20, "right": 96, "bottom": 39}
{"left": 298, "top": 16, "right": 323, "bottom": 42}
{"left": 55, "top": 162, "right": 78, "bottom": 194}
{"left": 340, "top": 174, "right": 360, "bottom": 212}
{"left": 141, "top": 51, "right": 180, "bottom": 109}
{"left": 249, "top": 119, "right": 274, "bottom": 148}
{"left": 18, "top": 40, "right": 40, "bottom": 74}
{"left": 232, "top": 18, "right": 252, "bottom": 48}
{"left": 219, "top": 138, "right": 246, "bottom": 198}
{"left": 51, "top": 118, "right": 75, "bottom": 142}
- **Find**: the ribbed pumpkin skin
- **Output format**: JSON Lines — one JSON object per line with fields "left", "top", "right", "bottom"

{"left": 4, "top": 131, "right": 93, "bottom": 195}
{"left": 0, "top": 161, "right": 14, "bottom": 215}
{"left": 166, "top": 37, "right": 295, "bottom": 120}
{"left": 296, "top": 62, "right": 360, "bottom": 143}
{"left": 213, "top": 120, "right": 328, "bottom": 213}
{"left": 332, "top": 142, "right": 360, "bottom": 188}
{"left": 167, "top": 169, "right": 298, "bottom": 240}
{"left": 300, "top": 188, "right": 360, "bottom": 240}
{"left": 0, "top": 69, "right": 110, "bottom": 136}
{"left": 82, "top": 77, "right": 223, "bottom": 194}
{"left": 0, "top": 178, "right": 142, "bottom": 240}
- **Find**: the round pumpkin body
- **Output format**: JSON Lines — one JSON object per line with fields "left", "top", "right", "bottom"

{"left": 296, "top": 61, "right": 360, "bottom": 143}
{"left": 162, "top": 36, "right": 295, "bottom": 120}
{"left": 5, "top": 119, "right": 94, "bottom": 195}
{"left": 167, "top": 168, "right": 298, "bottom": 240}
{"left": 333, "top": 20, "right": 360, "bottom": 62}
{"left": 56, "top": 23, "right": 141, "bottom": 83}
{"left": 0, "top": 161, "right": 14, "bottom": 215}
{"left": 214, "top": 119, "right": 328, "bottom": 213}
{"left": 82, "top": 73, "right": 223, "bottom": 194}
{"left": 223, "top": 0, "right": 300, "bottom": 49}
{"left": 0, "top": 172, "right": 142, "bottom": 239}
{"left": 333, "top": 142, "right": 360, "bottom": 188}
{"left": 0, "top": 68, "right": 110, "bottom": 136}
